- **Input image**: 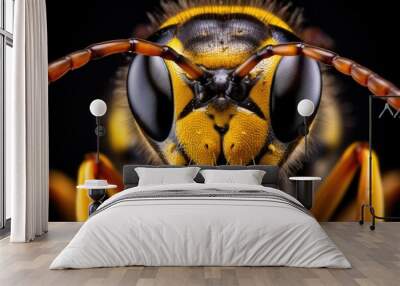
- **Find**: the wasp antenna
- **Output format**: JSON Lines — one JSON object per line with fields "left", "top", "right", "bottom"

{"left": 233, "top": 42, "right": 400, "bottom": 108}
{"left": 48, "top": 38, "right": 205, "bottom": 83}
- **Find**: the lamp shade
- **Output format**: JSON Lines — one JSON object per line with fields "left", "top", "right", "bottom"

{"left": 89, "top": 99, "right": 107, "bottom": 117}
{"left": 297, "top": 99, "right": 315, "bottom": 117}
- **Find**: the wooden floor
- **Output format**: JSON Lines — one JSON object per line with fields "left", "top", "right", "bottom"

{"left": 0, "top": 222, "right": 399, "bottom": 286}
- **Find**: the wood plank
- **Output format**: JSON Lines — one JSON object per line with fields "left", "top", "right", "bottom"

{"left": 0, "top": 222, "right": 400, "bottom": 286}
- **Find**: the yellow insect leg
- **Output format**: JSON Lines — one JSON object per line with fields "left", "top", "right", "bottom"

{"left": 76, "top": 153, "right": 123, "bottom": 221}
{"left": 357, "top": 148, "right": 384, "bottom": 221}
{"left": 49, "top": 171, "right": 76, "bottom": 221}
{"left": 312, "top": 143, "right": 361, "bottom": 221}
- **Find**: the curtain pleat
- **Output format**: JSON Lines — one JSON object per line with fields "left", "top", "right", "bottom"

{"left": 8, "top": 0, "right": 49, "bottom": 242}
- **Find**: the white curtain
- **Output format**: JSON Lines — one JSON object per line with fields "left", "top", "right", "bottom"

{"left": 6, "top": 0, "right": 49, "bottom": 242}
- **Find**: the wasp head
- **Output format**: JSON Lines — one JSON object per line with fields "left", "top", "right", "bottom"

{"left": 126, "top": 8, "right": 322, "bottom": 166}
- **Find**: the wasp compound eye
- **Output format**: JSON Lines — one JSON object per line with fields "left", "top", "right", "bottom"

{"left": 126, "top": 26, "right": 177, "bottom": 142}
{"left": 268, "top": 25, "right": 322, "bottom": 143}
{"left": 270, "top": 55, "right": 322, "bottom": 143}
{"left": 127, "top": 55, "right": 173, "bottom": 142}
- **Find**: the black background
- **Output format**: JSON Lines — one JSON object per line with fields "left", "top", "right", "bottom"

{"left": 47, "top": 0, "right": 400, "bottom": 178}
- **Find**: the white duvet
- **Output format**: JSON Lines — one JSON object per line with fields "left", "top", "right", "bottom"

{"left": 50, "top": 183, "right": 351, "bottom": 269}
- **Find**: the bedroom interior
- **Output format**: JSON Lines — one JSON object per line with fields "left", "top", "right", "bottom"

{"left": 1, "top": 0, "right": 400, "bottom": 285}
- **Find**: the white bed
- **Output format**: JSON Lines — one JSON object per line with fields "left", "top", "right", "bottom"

{"left": 50, "top": 183, "right": 351, "bottom": 269}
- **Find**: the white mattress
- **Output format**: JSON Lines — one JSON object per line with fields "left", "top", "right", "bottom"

{"left": 50, "top": 183, "right": 350, "bottom": 269}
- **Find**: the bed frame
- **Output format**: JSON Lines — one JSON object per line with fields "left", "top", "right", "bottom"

{"left": 123, "top": 165, "right": 280, "bottom": 189}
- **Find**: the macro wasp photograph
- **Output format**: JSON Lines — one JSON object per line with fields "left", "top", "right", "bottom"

{"left": 47, "top": 0, "right": 400, "bottom": 222}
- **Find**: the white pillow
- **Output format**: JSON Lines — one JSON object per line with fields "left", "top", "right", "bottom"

{"left": 135, "top": 167, "right": 200, "bottom": 186}
{"left": 200, "top": 169, "right": 266, "bottom": 185}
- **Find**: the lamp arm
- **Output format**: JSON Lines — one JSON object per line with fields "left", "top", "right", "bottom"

{"left": 304, "top": 117, "right": 308, "bottom": 157}
{"left": 96, "top": 117, "right": 100, "bottom": 165}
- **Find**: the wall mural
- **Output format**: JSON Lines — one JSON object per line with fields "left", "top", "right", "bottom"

{"left": 47, "top": 0, "right": 400, "bottom": 222}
